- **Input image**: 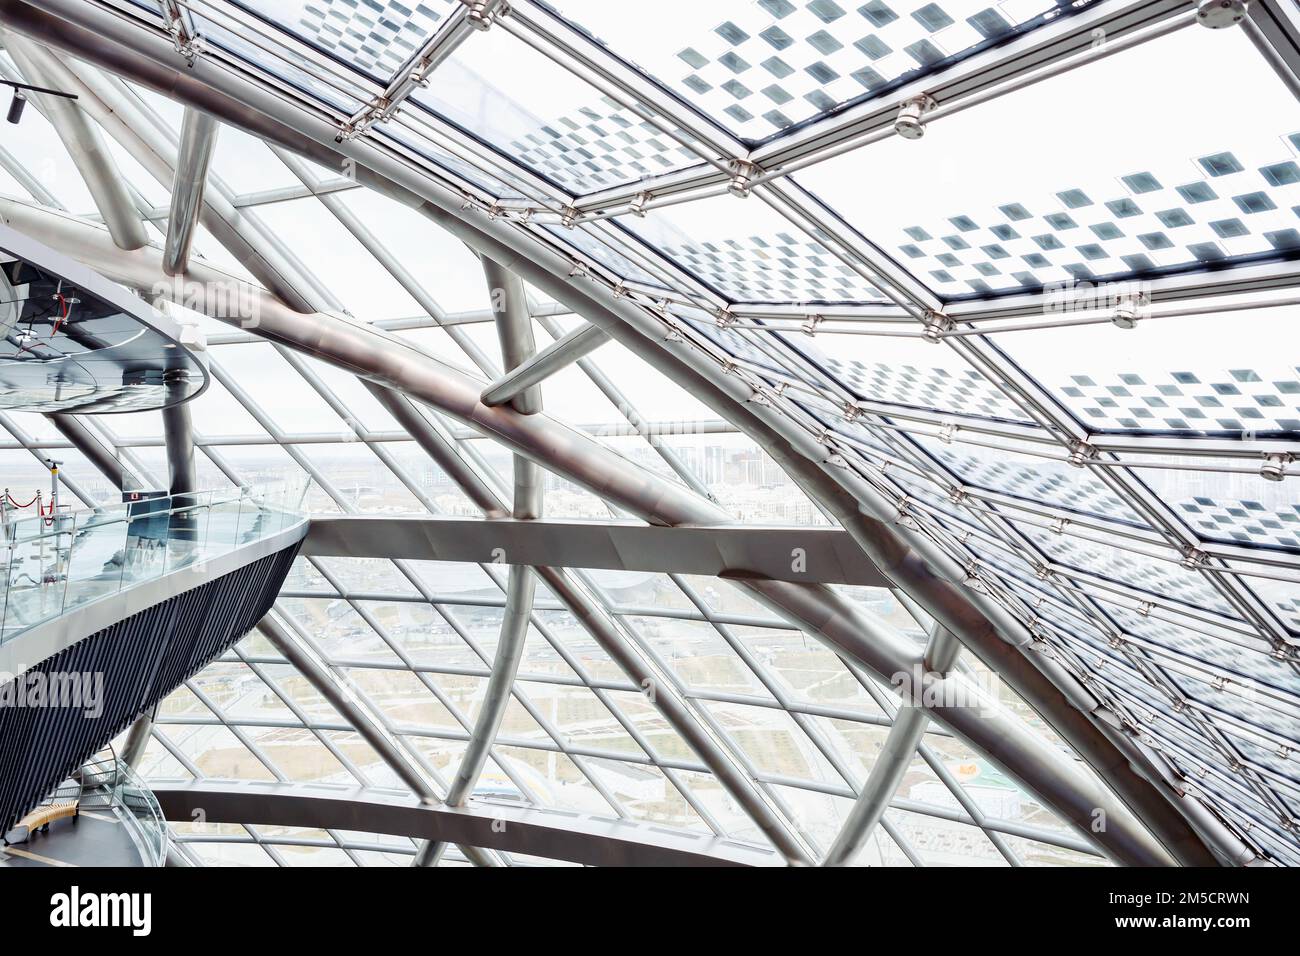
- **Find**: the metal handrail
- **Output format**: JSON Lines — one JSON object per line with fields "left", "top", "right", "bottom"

{"left": 78, "top": 748, "right": 169, "bottom": 867}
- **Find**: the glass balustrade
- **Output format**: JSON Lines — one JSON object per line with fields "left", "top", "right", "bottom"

{"left": 0, "top": 481, "right": 308, "bottom": 644}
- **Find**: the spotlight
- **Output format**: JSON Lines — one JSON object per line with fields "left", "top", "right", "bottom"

{"left": 7, "top": 90, "right": 25, "bottom": 125}
{"left": 1, "top": 80, "right": 78, "bottom": 127}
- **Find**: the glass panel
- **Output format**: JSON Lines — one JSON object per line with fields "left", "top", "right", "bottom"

{"left": 779, "top": 327, "right": 1031, "bottom": 421}
{"left": 912, "top": 433, "right": 1146, "bottom": 525}
{"left": 550, "top": 0, "right": 1066, "bottom": 140}
{"left": 992, "top": 307, "right": 1300, "bottom": 437}
{"left": 795, "top": 23, "right": 1300, "bottom": 296}
{"left": 620, "top": 193, "right": 887, "bottom": 302}
{"left": 231, "top": 0, "right": 459, "bottom": 80}
{"left": 1141, "top": 458, "right": 1300, "bottom": 553}
{"left": 414, "top": 26, "right": 707, "bottom": 193}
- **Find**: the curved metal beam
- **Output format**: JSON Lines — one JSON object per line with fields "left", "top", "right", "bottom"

{"left": 163, "top": 108, "right": 218, "bottom": 276}
{"left": 822, "top": 625, "right": 960, "bottom": 866}
{"left": 153, "top": 781, "right": 784, "bottom": 867}
{"left": 0, "top": 30, "right": 146, "bottom": 250}
{"left": 417, "top": 258, "right": 542, "bottom": 866}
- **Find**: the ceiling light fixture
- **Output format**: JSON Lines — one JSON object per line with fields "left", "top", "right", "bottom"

{"left": 1, "top": 79, "right": 78, "bottom": 126}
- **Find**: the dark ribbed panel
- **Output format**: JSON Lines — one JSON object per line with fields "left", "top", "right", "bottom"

{"left": 0, "top": 542, "right": 300, "bottom": 832}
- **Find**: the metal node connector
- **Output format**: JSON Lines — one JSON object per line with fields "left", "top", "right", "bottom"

{"left": 465, "top": 0, "right": 503, "bottom": 30}
{"left": 1196, "top": 0, "right": 1247, "bottom": 29}
{"left": 1066, "top": 439, "right": 1097, "bottom": 467}
{"left": 1262, "top": 453, "right": 1291, "bottom": 482}
{"left": 728, "top": 161, "right": 759, "bottom": 197}
{"left": 894, "top": 94, "right": 936, "bottom": 140}
{"left": 1111, "top": 293, "right": 1144, "bottom": 329}
{"left": 921, "top": 309, "right": 952, "bottom": 343}
{"left": 628, "top": 192, "right": 650, "bottom": 217}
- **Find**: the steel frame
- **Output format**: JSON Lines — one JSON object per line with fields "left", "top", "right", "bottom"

{"left": 0, "top": 0, "right": 1296, "bottom": 865}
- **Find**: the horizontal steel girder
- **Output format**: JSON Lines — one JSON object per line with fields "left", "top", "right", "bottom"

{"left": 301, "top": 515, "right": 891, "bottom": 586}
{"left": 153, "top": 782, "right": 784, "bottom": 867}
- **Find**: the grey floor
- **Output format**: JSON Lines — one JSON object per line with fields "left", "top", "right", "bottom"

{"left": 0, "top": 809, "right": 146, "bottom": 867}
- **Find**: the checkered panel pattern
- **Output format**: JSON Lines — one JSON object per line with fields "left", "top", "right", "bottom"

{"left": 662, "top": 234, "right": 884, "bottom": 301}
{"left": 1175, "top": 497, "right": 1300, "bottom": 550}
{"left": 297, "top": 0, "right": 453, "bottom": 78}
{"left": 1273, "top": 595, "right": 1300, "bottom": 633}
{"left": 1023, "top": 525, "right": 1235, "bottom": 615}
{"left": 824, "top": 356, "right": 1024, "bottom": 418}
{"left": 1060, "top": 367, "right": 1300, "bottom": 434}
{"left": 930, "top": 446, "right": 1140, "bottom": 522}
{"left": 895, "top": 135, "right": 1300, "bottom": 294}
{"left": 670, "top": 0, "right": 1061, "bottom": 139}
{"left": 509, "top": 97, "right": 700, "bottom": 191}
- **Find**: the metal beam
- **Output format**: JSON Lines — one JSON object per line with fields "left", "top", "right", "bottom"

{"left": 153, "top": 781, "right": 784, "bottom": 867}
{"left": 302, "top": 515, "right": 890, "bottom": 586}
{"left": 416, "top": 255, "right": 543, "bottom": 866}
{"left": 0, "top": 31, "right": 146, "bottom": 250}
{"left": 1245, "top": 0, "right": 1300, "bottom": 100}
{"left": 46, "top": 414, "right": 143, "bottom": 492}
{"left": 119, "top": 708, "right": 155, "bottom": 769}
{"left": 481, "top": 255, "right": 542, "bottom": 414}
{"left": 162, "top": 401, "right": 196, "bottom": 496}
{"left": 357, "top": 385, "right": 813, "bottom": 865}
{"left": 822, "top": 626, "right": 959, "bottom": 866}
{"left": 256, "top": 614, "right": 440, "bottom": 806}
{"left": 163, "top": 108, "right": 218, "bottom": 276}
{"left": 480, "top": 322, "right": 608, "bottom": 409}
{"left": 5, "top": 169, "right": 1181, "bottom": 866}
{"left": 18, "top": 49, "right": 321, "bottom": 312}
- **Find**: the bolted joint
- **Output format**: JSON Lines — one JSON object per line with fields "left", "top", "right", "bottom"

{"left": 921, "top": 309, "right": 952, "bottom": 343}
{"left": 894, "top": 94, "right": 937, "bottom": 140}
{"left": 714, "top": 306, "right": 737, "bottom": 329}
{"left": 1180, "top": 546, "right": 1208, "bottom": 570}
{"left": 464, "top": 0, "right": 505, "bottom": 30}
{"left": 628, "top": 192, "right": 650, "bottom": 217}
{"left": 1196, "top": 0, "right": 1247, "bottom": 29}
{"left": 1066, "top": 439, "right": 1097, "bottom": 467}
{"left": 727, "top": 160, "right": 760, "bottom": 197}
{"left": 1261, "top": 453, "right": 1292, "bottom": 482}
{"left": 961, "top": 560, "right": 989, "bottom": 594}
{"left": 1111, "top": 292, "right": 1146, "bottom": 329}
{"left": 801, "top": 313, "right": 823, "bottom": 336}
